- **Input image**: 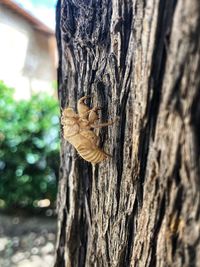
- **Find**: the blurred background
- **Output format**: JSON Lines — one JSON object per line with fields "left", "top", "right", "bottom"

{"left": 0, "top": 0, "right": 58, "bottom": 266}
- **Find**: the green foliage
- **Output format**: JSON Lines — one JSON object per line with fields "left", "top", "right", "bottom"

{"left": 0, "top": 81, "right": 59, "bottom": 212}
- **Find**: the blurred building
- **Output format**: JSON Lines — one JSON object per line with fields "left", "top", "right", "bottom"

{"left": 0, "top": 0, "right": 57, "bottom": 99}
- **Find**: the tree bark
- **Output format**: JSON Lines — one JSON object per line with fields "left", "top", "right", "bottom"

{"left": 54, "top": 0, "right": 200, "bottom": 266}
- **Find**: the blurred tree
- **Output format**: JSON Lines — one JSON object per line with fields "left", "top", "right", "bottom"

{"left": 54, "top": 0, "right": 200, "bottom": 266}
{"left": 0, "top": 81, "right": 59, "bottom": 212}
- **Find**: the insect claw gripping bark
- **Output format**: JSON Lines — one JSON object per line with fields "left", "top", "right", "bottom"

{"left": 61, "top": 96, "right": 114, "bottom": 164}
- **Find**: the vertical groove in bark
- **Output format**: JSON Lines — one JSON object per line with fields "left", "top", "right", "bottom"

{"left": 54, "top": 0, "right": 200, "bottom": 266}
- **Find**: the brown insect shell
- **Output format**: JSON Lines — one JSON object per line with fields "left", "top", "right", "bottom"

{"left": 77, "top": 102, "right": 90, "bottom": 118}
{"left": 78, "top": 118, "right": 90, "bottom": 129}
{"left": 63, "top": 121, "right": 108, "bottom": 164}
{"left": 62, "top": 107, "right": 78, "bottom": 119}
{"left": 61, "top": 102, "right": 109, "bottom": 164}
{"left": 88, "top": 109, "right": 99, "bottom": 123}
{"left": 80, "top": 130, "right": 99, "bottom": 146}
{"left": 63, "top": 119, "right": 80, "bottom": 139}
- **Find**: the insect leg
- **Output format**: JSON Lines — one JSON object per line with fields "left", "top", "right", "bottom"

{"left": 88, "top": 107, "right": 101, "bottom": 123}
{"left": 78, "top": 95, "right": 93, "bottom": 118}
{"left": 78, "top": 95, "right": 93, "bottom": 104}
{"left": 91, "top": 120, "right": 114, "bottom": 128}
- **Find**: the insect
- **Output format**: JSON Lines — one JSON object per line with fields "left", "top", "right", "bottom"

{"left": 61, "top": 96, "right": 114, "bottom": 164}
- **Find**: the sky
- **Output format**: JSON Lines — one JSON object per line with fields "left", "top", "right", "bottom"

{"left": 14, "top": 0, "right": 57, "bottom": 30}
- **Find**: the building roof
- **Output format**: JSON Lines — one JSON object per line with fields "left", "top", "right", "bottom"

{"left": 0, "top": 0, "right": 55, "bottom": 35}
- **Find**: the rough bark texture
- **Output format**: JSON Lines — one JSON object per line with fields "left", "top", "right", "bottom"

{"left": 54, "top": 0, "right": 200, "bottom": 266}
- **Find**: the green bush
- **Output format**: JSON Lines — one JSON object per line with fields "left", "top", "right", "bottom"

{"left": 0, "top": 81, "right": 59, "bottom": 212}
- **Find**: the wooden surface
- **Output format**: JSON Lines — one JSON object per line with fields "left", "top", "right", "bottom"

{"left": 54, "top": 0, "right": 200, "bottom": 266}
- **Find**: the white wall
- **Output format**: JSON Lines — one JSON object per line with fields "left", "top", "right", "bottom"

{"left": 0, "top": 5, "right": 57, "bottom": 100}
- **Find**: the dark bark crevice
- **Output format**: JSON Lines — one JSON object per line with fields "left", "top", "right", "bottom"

{"left": 54, "top": 209, "right": 67, "bottom": 267}
{"left": 149, "top": 193, "right": 166, "bottom": 267}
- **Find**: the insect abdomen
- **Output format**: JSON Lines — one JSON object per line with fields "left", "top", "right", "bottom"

{"left": 77, "top": 145, "right": 108, "bottom": 164}
{"left": 65, "top": 132, "right": 109, "bottom": 164}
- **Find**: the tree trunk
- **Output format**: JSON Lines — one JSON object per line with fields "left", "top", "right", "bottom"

{"left": 54, "top": 0, "right": 200, "bottom": 266}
